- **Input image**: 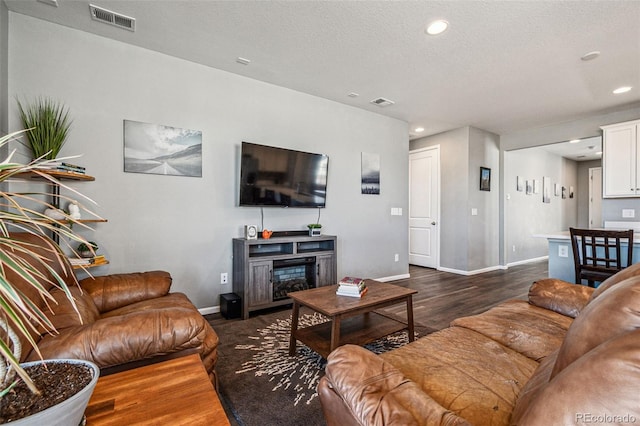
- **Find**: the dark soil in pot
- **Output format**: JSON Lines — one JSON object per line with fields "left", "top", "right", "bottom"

{"left": 0, "top": 362, "right": 92, "bottom": 423}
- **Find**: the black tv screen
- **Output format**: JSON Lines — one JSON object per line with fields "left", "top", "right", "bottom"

{"left": 239, "top": 142, "right": 329, "bottom": 208}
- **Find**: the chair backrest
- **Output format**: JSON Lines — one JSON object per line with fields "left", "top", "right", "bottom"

{"left": 569, "top": 227, "right": 634, "bottom": 287}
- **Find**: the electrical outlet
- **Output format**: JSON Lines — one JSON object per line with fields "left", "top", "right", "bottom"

{"left": 558, "top": 245, "right": 569, "bottom": 258}
{"left": 512, "top": 245, "right": 516, "bottom": 252}
{"left": 394, "top": 253, "right": 399, "bottom": 262}
{"left": 622, "top": 209, "right": 635, "bottom": 218}
{"left": 220, "top": 272, "right": 228, "bottom": 285}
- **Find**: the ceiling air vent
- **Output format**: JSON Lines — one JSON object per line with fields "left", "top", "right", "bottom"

{"left": 370, "top": 97, "right": 395, "bottom": 107}
{"left": 90, "top": 4, "right": 136, "bottom": 32}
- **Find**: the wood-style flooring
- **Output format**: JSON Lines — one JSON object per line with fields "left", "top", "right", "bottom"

{"left": 208, "top": 260, "right": 548, "bottom": 331}
{"left": 381, "top": 261, "right": 547, "bottom": 330}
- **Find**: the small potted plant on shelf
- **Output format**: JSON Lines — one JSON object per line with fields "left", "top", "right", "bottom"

{"left": 16, "top": 97, "right": 72, "bottom": 161}
{"left": 308, "top": 223, "right": 322, "bottom": 237}
{"left": 0, "top": 130, "right": 100, "bottom": 425}
{"left": 77, "top": 241, "right": 98, "bottom": 258}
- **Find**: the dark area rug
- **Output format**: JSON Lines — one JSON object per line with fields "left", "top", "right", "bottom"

{"left": 211, "top": 307, "right": 433, "bottom": 426}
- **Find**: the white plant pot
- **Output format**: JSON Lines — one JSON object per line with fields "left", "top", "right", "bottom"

{"left": 309, "top": 228, "right": 322, "bottom": 237}
{"left": 11, "top": 359, "right": 100, "bottom": 426}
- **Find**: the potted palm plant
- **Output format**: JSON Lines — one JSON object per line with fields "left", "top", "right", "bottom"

{"left": 16, "top": 97, "right": 72, "bottom": 161}
{"left": 0, "top": 130, "right": 100, "bottom": 424}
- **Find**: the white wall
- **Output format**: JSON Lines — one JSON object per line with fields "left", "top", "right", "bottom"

{"left": 467, "top": 127, "right": 500, "bottom": 271}
{"left": 504, "top": 148, "right": 578, "bottom": 264}
{"left": 500, "top": 106, "right": 640, "bottom": 244}
{"left": 410, "top": 126, "right": 500, "bottom": 273}
{"left": 7, "top": 13, "right": 410, "bottom": 310}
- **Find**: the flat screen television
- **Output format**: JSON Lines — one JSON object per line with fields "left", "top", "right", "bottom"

{"left": 239, "top": 142, "right": 329, "bottom": 208}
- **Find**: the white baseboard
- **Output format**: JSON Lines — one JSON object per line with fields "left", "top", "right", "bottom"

{"left": 198, "top": 306, "right": 221, "bottom": 316}
{"left": 437, "top": 265, "right": 504, "bottom": 276}
{"left": 506, "top": 256, "right": 548, "bottom": 268}
{"left": 438, "top": 256, "right": 548, "bottom": 276}
{"left": 375, "top": 273, "right": 411, "bottom": 282}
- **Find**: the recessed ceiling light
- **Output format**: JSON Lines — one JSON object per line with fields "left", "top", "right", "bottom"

{"left": 348, "top": 92, "right": 359, "bottom": 98}
{"left": 426, "top": 20, "right": 449, "bottom": 36}
{"left": 613, "top": 86, "right": 632, "bottom": 94}
{"left": 569, "top": 139, "right": 580, "bottom": 144}
{"left": 414, "top": 127, "right": 425, "bottom": 133}
{"left": 580, "top": 51, "right": 600, "bottom": 61}
{"left": 236, "top": 57, "right": 251, "bottom": 65}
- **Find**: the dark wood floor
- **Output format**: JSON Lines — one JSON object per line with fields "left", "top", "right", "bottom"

{"left": 381, "top": 261, "right": 547, "bottom": 330}
{"left": 208, "top": 260, "right": 548, "bottom": 331}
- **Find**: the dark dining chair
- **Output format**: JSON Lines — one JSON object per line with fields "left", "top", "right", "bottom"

{"left": 569, "top": 227, "right": 634, "bottom": 287}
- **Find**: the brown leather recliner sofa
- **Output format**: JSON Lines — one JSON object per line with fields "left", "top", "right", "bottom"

{"left": 319, "top": 263, "right": 640, "bottom": 425}
{"left": 9, "top": 233, "right": 219, "bottom": 385}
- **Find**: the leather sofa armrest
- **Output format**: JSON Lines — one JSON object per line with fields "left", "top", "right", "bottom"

{"left": 528, "top": 278, "right": 594, "bottom": 318}
{"left": 79, "top": 271, "right": 172, "bottom": 313}
{"left": 321, "top": 345, "right": 470, "bottom": 426}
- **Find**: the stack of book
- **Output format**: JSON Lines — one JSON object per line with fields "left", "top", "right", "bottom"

{"left": 41, "top": 161, "right": 86, "bottom": 175}
{"left": 68, "top": 255, "right": 108, "bottom": 267}
{"left": 336, "top": 276, "right": 368, "bottom": 298}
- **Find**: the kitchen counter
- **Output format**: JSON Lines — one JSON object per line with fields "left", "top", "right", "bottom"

{"left": 536, "top": 225, "right": 640, "bottom": 283}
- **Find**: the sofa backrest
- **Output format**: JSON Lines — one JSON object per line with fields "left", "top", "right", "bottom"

{"left": 589, "top": 260, "right": 640, "bottom": 301}
{"left": 512, "top": 276, "right": 640, "bottom": 424}
{"left": 551, "top": 275, "right": 640, "bottom": 378}
{"left": 514, "top": 329, "right": 640, "bottom": 425}
{"left": 4, "top": 232, "right": 99, "bottom": 361}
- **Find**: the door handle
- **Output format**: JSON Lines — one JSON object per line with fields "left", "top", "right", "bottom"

{"left": 431, "top": 221, "right": 437, "bottom": 225}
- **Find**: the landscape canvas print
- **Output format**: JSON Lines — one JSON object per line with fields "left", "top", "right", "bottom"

{"left": 124, "top": 120, "right": 202, "bottom": 177}
{"left": 361, "top": 152, "right": 380, "bottom": 194}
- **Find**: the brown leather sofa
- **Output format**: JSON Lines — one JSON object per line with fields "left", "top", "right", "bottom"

{"left": 9, "top": 233, "right": 219, "bottom": 385}
{"left": 318, "top": 264, "right": 640, "bottom": 425}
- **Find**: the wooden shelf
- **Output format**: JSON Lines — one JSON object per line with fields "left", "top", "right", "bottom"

{"left": 71, "top": 260, "right": 109, "bottom": 270}
{"left": 39, "top": 218, "right": 107, "bottom": 225}
{"left": 13, "top": 170, "right": 95, "bottom": 181}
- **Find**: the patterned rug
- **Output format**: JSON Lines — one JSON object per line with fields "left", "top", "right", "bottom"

{"left": 212, "top": 307, "right": 432, "bottom": 426}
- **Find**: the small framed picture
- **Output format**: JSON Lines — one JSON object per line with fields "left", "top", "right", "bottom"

{"left": 480, "top": 167, "right": 491, "bottom": 191}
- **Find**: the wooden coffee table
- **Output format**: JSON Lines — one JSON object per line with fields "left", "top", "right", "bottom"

{"left": 85, "top": 354, "right": 229, "bottom": 425}
{"left": 288, "top": 280, "right": 417, "bottom": 358}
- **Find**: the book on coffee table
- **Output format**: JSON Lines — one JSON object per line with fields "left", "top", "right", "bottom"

{"left": 336, "top": 286, "right": 368, "bottom": 298}
{"left": 339, "top": 276, "right": 365, "bottom": 286}
{"left": 336, "top": 277, "right": 368, "bottom": 297}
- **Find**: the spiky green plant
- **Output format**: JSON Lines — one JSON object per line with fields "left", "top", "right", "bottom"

{"left": 0, "top": 130, "right": 98, "bottom": 397}
{"left": 16, "top": 97, "right": 72, "bottom": 160}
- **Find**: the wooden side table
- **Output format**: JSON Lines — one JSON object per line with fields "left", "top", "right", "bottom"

{"left": 85, "top": 354, "right": 229, "bottom": 425}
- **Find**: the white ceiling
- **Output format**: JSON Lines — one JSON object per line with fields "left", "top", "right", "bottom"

{"left": 536, "top": 135, "right": 602, "bottom": 162}
{"left": 5, "top": 0, "right": 640, "bottom": 141}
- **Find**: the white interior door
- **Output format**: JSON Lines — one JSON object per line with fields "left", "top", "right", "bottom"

{"left": 409, "top": 146, "right": 440, "bottom": 268}
{"left": 589, "top": 167, "right": 603, "bottom": 228}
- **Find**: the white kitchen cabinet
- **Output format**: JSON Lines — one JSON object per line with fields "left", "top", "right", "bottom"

{"left": 602, "top": 119, "right": 640, "bottom": 198}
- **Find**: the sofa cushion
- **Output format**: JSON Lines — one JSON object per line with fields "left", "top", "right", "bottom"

{"left": 81, "top": 271, "right": 172, "bottom": 313}
{"left": 99, "top": 292, "right": 195, "bottom": 318}
{"left": 516, "top": 329, "right": 640, "bottom": 426}
{"left": 323, "top": 345, "right": 470, "bottom": 426}
{"left": 527, "top": 278, "right": 593, "bottom": 318}
{"left": 29, "top": 305, "right": 213, "bottom": 368}
{"left": 45, "top": 285, "right": 100, "bottom": 331}
{"left": 551, "top": 276, "right": 640, "bottom": 378}
{"left": 379, "top": 326, "right": 538, "bottom": 426}
{"left": 450, "top": 300, "right": 572, "bottom": 361}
